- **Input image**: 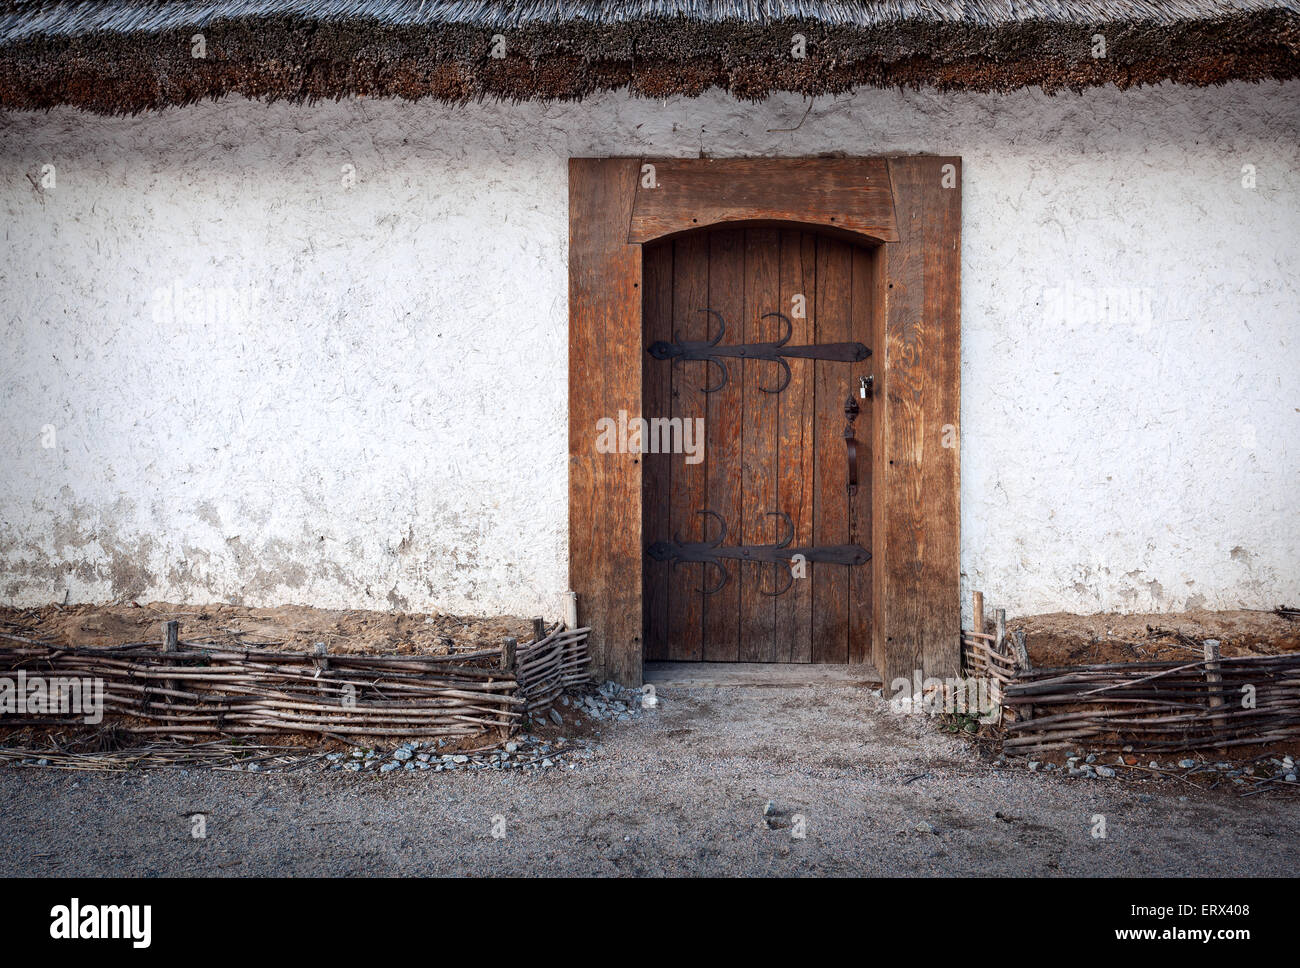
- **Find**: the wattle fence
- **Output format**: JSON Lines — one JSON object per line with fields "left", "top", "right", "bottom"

{"left": 0, "top": 621, "right": 589, "bottom": 744}
{"left": 963, "top": 593, "right": 1300, "bottom": 755}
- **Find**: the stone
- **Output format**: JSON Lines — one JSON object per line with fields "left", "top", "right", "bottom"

{"left": 1287, "top": 774, "right": 1297, "bottom": 783}
{"left": 380, "top": 761, "right": 400, "bottom": 773}
{"left": 1028, "top": 761, "right": 1040, "bottom": 772}
{"left": 452, "top": 755, "right": 469, "bottom": 763}
{"left": 343, "top": 762, "right": 361, "bottom": 772}
{"left": 914, "top": 821, "right": 934, "bottom": 834}
{"left": 393, "top": 748, "right": 413, "bottom": 761}
{"left": 550, "top": 709, "right": 564, "bottom": 726}
{"left": 1095, "top": 766, "right": 1116, "bottom": 778}
{"left": 1179, "top": 759, "right": 1197, "bottom": 769}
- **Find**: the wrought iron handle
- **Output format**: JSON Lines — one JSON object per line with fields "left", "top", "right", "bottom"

{"left": 844, "top": 396, "right": 859, "bottom": 496}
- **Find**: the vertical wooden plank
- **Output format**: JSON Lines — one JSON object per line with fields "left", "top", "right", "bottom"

{"left": 879, "top": 156, "right": 962, "bottom": 686}
{"left": 641, "top": 241, "right": 673, "bottom": 661}
{"left": 921, "top": 155, "right": 962, "bottom": 681}
{"left": 870, "top": 238, "right": 889, "bottom": 676}
{"left": 774, "top": 230, "right": 815, "bottom": 663}
{"left": 704, "top": 228, "right": 745, "bottom": 661}
{"left": 669, "top": 233, "right": 710, "bottom": 661}
{"left": 848, "top": 243, "right": 876, "bottom": 665}
{"left": 569, "top": 158, "right": 642, "bottom": 685}
{"left": 812, "top": 236, "right": 852, "bottom": 663}
{"left": 740, "top": 228, "right": 780, "bottom": 662}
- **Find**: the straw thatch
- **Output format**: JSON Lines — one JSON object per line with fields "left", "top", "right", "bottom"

{"left": 0, "top": 0, "right": 1296, "bottom": 112}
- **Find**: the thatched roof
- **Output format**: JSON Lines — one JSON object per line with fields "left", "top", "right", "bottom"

{"left": 1, "top": 0, "right": 1297, "bottom": 112}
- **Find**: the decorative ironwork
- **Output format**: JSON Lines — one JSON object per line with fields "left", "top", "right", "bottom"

{"left": 647, "top": 510, "right": 869, "bottom": 596}
{"left": 647, "top": 309, "right": 871, "bottom": 393}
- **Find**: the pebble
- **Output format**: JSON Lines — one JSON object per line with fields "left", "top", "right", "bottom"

{"left": 379, "top": 762, "right": 400, "bottom": 773}
{"left": 915, "top": 821, "right": 934, "bottom": 834}
{"left": 1178, "top": 759, "right": 1197, "bottom": 769}
{"left": 549, "top": 709, "right": 564, "bottom": 726}
{"left": 1287, "top": 774, "right": 1297, "bottom": 783}
{"left": 393, "top": 748, "right": 413, "bottom": 761}
{"left": 1095, "top": 766, "right": 1116, "bottom": 778}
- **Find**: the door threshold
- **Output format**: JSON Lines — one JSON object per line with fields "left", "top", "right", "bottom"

{"left": 643, "top": 661, "right": 881, "bottom": 689}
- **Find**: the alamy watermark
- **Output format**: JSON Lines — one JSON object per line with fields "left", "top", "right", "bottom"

{"left": 595, "top": 409, "right": 704, "bottom": 465}
{"left": 0, "top": 672, "right": 103, "bottom": 725}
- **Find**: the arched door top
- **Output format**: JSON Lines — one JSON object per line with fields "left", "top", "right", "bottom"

{"left": 627, "top": 157, "right": 898, "bottom": 245}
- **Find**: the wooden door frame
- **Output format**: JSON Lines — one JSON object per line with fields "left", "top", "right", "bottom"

{"left": 570, "top": 156, "right": 961, "bottom": 689}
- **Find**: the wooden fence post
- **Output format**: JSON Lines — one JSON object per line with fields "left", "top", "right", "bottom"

{"left": 313, "top": 642, "right": 330, "bottom": 698}
{"left": 565, "top": 591, "right": 579, "bottom": 631}
{"left": 502, "top": 636, "right": 517, "bottom": 675}
{"left": 532, "top": 617, "right": 546, "bottom": 644}
{"left": 161, "top": 620, "right": 179, "bottom": 704}
{"left": 972, "top": 590, "right": 984, "bottom": 636}
{"left": 1204, "top": 638, "right": 1226, "bottom": 738}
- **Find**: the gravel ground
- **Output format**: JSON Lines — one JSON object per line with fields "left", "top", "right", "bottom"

{"left": 1, "top": 683, "right": 1297, "bottom": 877}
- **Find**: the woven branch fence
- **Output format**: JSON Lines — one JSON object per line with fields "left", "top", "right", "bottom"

{"left": 962, "top": 592, "right": 1300, "bottom": 755}
{"left": 0, "top": 620, "right": 589, "bottom": 744}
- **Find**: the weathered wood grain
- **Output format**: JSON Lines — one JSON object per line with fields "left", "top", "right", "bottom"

{"left": 811, "top": 235, "right": 853, "bottom": 664}
{"left": 641, "top": 241, "right": 673, "bottom": 662}
{"left": 774, "top": 230, "right": 816, "bottom": 663}
{"left": 668, "top": 232, "right": 710, "bottom": 661}
{"left": 877, "top": 156, "right": 962, "bottom": 687}
{"left": 569, "top": 158, "right": 643, "bottom": 684}
{"left": 703, "top": 228, "right": 745, "bottom": 662}
{"left": 630, "top": 158, "right": 899, "bottom": 244}
{"left": 849, "top": 244, "right": 877, "bottom": 665}
{"left": 740, "top": 227, "right": 780, "bottom": 661}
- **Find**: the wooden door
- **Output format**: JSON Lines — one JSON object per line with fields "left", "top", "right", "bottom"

{"left": 642, "top": 226, "right": 876, "bottom": 664}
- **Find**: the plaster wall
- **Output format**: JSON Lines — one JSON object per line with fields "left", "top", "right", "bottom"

{"left": 1, "top": 82, "right": 1297, "bottom": 620}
